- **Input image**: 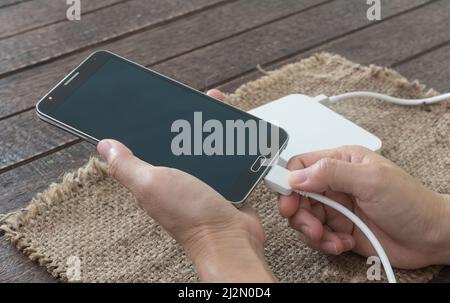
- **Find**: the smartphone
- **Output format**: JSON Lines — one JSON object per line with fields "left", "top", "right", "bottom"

{"left": 36, "top": 51, "right": 288, "bottom": 206}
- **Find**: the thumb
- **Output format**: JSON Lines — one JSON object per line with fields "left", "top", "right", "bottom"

{"left": 288, "top": 158, "right": 368, "bottom": 195}
{"left": 97, "top": 139, "right": 153, "bottom": 195}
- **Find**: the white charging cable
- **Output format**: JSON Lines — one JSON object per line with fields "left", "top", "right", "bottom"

{"left": 264, "top": 165, "right": 397, "bottom": 283}
{"left": 327, "top": 91, "right": 450, "bottom": 106}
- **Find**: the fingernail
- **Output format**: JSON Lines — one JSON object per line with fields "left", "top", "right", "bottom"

{"left": 300, "top": 225, "right": 312, "bottom": 239}
{"left": 97, "top": 140, "right": 113, "bottom": 160}
{"left": 343, "top": 238, "right": 354, "bottom": 250}
{"left": 289, "top": 169, "right": 308, "bottom": 185}
{"left": 320, "top": 241, "right": 338, "bottom": 254}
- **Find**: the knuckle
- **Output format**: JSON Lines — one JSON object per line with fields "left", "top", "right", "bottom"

{"left": 142, "top": 167, "right": 156, "bottom": 186}
{"left": 133, "top": 168, "right": 155, "bottom": 202}
{"left": 153, "top": 166, "right": 177, "bottom": 180}
{"left": 339, "top": 145, "right": 372, "bottom": 162}
{"left": 108, "top": 155, "right": 122, "bottom": 180}
{"left": 146, "top": 167, "right": 169, "bottom": 190}
{"left": 297, "top": 231, "right": 313, "bottom": 247}
{"left": 315, "top": 158, "right": 337, "bottom": 177}
{"left": 340, "top": 145, "right": 370, "bottom": 154}
{"left": 288, "top": 212, "right": 308, "bottom": 233}
{"left": 287, "top": 155, "right": 306, "bottom": 170}
{"left": 288, "top": 216, "right": 300, "bottom": 231}
{"left": 145, "top": 166, "right": 179, "bottom": 191}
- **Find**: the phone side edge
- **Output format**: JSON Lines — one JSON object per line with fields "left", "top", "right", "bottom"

{"left": 229, "top": 130, "right": 289, "bottom": 207}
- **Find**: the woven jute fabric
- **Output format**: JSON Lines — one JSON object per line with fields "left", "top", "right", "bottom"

{"left": 1, "top": 53, "right": 448, "bottom": 282}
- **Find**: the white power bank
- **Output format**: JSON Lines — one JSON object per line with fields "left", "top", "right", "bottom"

{"left": 248, "top": 94, "right": 382, "bottom": 167}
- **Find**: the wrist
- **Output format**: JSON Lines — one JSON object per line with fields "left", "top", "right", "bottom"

{"left": 183, "top": 225, "right": 275, "bottom": 282}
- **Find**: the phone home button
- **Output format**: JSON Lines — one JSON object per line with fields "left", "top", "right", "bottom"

{"left": 250, "top": 155, "right": 267, "bottom": 172}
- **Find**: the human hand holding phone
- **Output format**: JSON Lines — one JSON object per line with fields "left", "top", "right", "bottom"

{"left": 36, "top": 51, "right": 286, "bottom": 281}
{"left": 37, "top": 51, "right": 288, "bottom": 205}
{"left": 97, "top": 90, "right": 275, "bottom": 282}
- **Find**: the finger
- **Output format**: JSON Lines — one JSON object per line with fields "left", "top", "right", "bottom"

{"left": 97, "top": 139, "right": 153, "bottom": 196}
{"left": 207, "top": 89, "right": 225, "bottom": 100}
{"left": 316, "top": 228, "right": 352, "bottom": 255}
{"left": 288, "top": 206, "right": 323, "bottom": 242}
{"left": 288, "top": 157, "right": 370, "bottom": 195}
{"left": 280, "top": 156, "right": 305, "bottom": 218}
{"left": 288, "top": 145, "right": 370, "bottom": 169}
{"left": 322, "top": 191, "right": 354, "bottom": 234}
{"left": 239, "top": 203, "right": 258, "bottom": 217}
{"left": 323, "top": 225, "right": 355, "bottom": 252}
{"left": 310, "top": 202, "right": 326, "bottom": 224}
{"left": 298, "top": 196, "right": 311, "bottom": 211}
{"left": 286, "top": 152, "right": 308, "bottom": 171}
{"left": 311, "top": 227, "right": 353, "bottom": 255}
{"left": 278, "top": 193, "right": 299, "bottom": 218}
{"left": 334, "top": 232, "right": 356, "bottom": 252}
{"left": 287, "top": 148, "right": 342, "bottom": 171}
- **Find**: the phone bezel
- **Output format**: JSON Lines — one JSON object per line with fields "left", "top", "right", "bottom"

{"left": 36, "top": 50, "right": 289, "bottom": 205}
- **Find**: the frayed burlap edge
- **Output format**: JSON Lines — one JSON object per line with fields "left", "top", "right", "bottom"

{"left": 0, "top": 158, "right": 108, "bottom": 280}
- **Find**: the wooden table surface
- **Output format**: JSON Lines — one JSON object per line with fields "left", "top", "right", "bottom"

{"left": 0, "top": 0, "right": 449, "bottom": 283}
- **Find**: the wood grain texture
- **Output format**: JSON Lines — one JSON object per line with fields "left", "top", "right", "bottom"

{"left": 0, "top": 0, "right": 436, "bottom": 172}
{"left": 0, "top": 0, "right": 325, "bottom": 119}
{"left": 1, "top": 0, "right": 449, "bottom": 283}
{"left": 0, "top": 0, "right": 126, "bottom": 39}
{"left": 311, "top": 0, "right": 450, "bottom": 68}
{"left": 0, "top": 110, "right": 75, "bottom": 172}
{"left": 0, "top": 0, "right": 29, "bottom": 9}
{"left": 2, "top": 0, "right": 446, "bottom": 206}
{"left": 151, "top": 0, "right": 435, "bottom": 89}
{"left": 0, "top": 0, "right": 330, "bottom": 170}
{"left": 0, "top": 142, "right": 95, "bottom": 214}
{"left": 216, "top": 0, "right": 450, "bottom": 93}
{"left": 396, "top": 42, "right": 450, "bottom": 92}
{"left": 0, "top": 238, "right": 56, "bottom": 283}
{"left": 0, "top": 0, "right": 225, "bottom": 76}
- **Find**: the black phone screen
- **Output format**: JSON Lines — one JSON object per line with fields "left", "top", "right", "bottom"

{"left": 38, "top": 51, "right": 288, "bottom": 202}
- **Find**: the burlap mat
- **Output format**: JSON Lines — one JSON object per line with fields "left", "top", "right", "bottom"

{"left": 1, "top": 53, "right": 448, "bottom": 282}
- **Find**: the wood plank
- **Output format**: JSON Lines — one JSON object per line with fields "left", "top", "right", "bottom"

{"left": 0, "top": 0, "right": 29, "bottom": 9}
{"left": 307, "top": 2, "right": 450, "bottom": 69}
{"left": 0, "top": 0, "right": 126, "bottom": 40}
{"left": 396, "top": 42, "right": 450, "bottom": 93}
{"left": 0, "top": 111, "right": 76, "bottom": 172}
{"left": 219, "top": 0, "right": 450, "bottom": 93}
{"left": 0, "top": 0, "right": 225, "bottom": 76}
{"left": 152, "top": 0, "right": 442, "bottom": 89}
{"left": 0, "top": 0, "right": 325, "bottom": 119}
{"left": 0, "top": 142, "right": 95, "bottom": 214}
{"left": 0, "top": 237, "right": 56, "bottom": 283}
{"left": 0, "top": 0, "right": 437, "bottom": 171}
